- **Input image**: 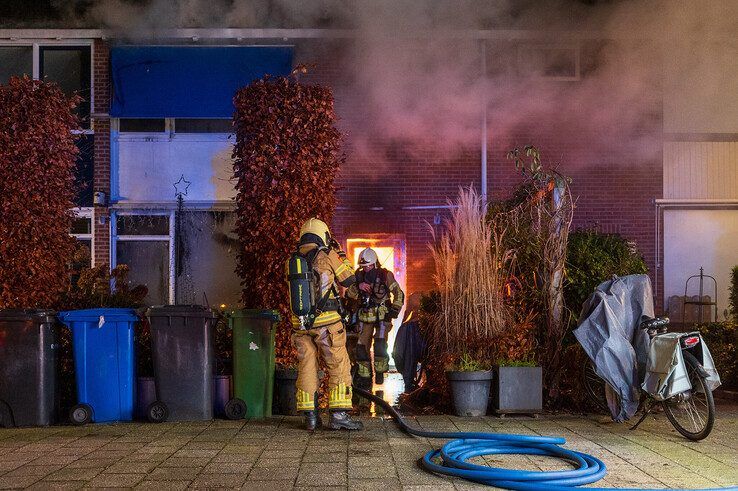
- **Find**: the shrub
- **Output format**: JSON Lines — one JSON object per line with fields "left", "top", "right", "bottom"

{"left": 729, "top": 266, "right": 738, "bottom": 322}
{"left": 0, "top": 77, "right": 80, "bottom": 309}
{"left": 428, "top": 186, "right": 512, "bottom": 362}
{"left": 698, "top": 321, "right": 737, "bottom": 390}
{"left": 233, "top": 69, "right": 344, "bottom": 365}
{"left": 565, "top": 229, "right": 648, "bottom": 323}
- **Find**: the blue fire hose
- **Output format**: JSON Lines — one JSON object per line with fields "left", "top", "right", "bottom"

{"left": 352, "top": 386, "right": 737, "bottom": 491}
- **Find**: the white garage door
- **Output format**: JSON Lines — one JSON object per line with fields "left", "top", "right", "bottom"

{"left": 664, "top": 209, "right": 738, "bottom": 321}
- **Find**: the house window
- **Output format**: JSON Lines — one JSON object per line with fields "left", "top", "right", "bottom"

{"left": 518, "top": 45, "right": 580, "bottom": 81}
{"left": 71, "top": 208, "right": 93, "bottom": 269}
{"left": 119, "top": 118, "right": 166, "bottom": 133}
{"left": 75, "top": 134, "right": 94, "bottom": 207}
{"left": 40, "top": 46, "right": 91, "bottom": 128}
{"left": 174, "top": 119, "right": 233, "bottom": 134}
{"left": 112, "top": 211, "right": 174, "bottom": 305}
{"left": 0, "top": 46, "right": 33, "bottom": 84}
{"left": 175, "top": 211, "right": 241, "bottom": 307}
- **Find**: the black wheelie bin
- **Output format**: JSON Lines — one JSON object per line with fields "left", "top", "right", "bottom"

{"left": 0, "top": 310, "right": 58, "bottom": 427}
{"left": 145, "top": 305, "right": 217, "bottom": 422}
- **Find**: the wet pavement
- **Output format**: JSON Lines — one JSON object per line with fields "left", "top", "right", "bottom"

{"left": 1, "top": 399, "right": 736, "bottom": 490}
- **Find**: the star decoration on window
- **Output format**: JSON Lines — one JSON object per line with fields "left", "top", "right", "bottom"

{"left": 174, "top": 174, "right": 191, "bottom": 198}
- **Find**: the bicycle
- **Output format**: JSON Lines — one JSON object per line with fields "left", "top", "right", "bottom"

{"left": 581, "top": 317, "right": 716, "bottom": 441}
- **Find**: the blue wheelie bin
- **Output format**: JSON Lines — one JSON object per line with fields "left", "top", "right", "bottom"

{"left": 58, "top": 308, "right": 138, "bottom": 424}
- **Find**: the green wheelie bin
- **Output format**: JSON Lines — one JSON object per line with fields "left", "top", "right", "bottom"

{"left": 224, "top": 309, "right": 280, "bottom": 420}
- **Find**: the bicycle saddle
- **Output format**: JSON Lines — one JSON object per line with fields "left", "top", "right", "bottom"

{"left": 639, "top": 317, "right": 669, "bottom": 331}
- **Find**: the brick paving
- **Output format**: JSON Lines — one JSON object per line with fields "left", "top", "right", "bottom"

{"left": 0, "top": 404, "right": 736, "bottom": 490}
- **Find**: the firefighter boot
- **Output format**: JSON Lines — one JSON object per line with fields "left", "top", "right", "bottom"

{"left": 303, "top": 410, "right": 321, "bottom": 431}
{"left": 329, "top": 411, "right": 364, "bottom": 431}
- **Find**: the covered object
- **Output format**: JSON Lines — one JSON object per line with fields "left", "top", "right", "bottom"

{"left": 574, "top": 274, "right": 653, "bottom": 421}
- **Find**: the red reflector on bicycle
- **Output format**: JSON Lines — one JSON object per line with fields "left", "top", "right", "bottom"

{"left": 683, "top": 336, "right": 700, "bottom": 348}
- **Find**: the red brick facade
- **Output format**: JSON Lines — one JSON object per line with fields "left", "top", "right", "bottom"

{"left": 92, "top": 39, "right": 111, "bottom": 268}
{"left": 88, "top": 37, "right": 665, "bottom": 309}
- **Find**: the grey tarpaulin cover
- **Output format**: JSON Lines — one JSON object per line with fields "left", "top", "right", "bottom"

{"left": 574, "top": 274, "right": 654, "bottom": 422}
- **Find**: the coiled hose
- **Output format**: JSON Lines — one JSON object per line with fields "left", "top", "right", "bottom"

{"left": 352, "top": 385, "right": 737, "bottom": 491}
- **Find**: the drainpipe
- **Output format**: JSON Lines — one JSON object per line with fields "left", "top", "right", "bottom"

{"left": 480, "top": 40, "right": 488, "bottom": 205}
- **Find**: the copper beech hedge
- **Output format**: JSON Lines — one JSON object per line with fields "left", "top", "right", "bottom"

{"left": 0, "top": 77, "right": 79, "bottom": 309}
{"left": 233, "top": 71, "right": 344, "bottom": 364}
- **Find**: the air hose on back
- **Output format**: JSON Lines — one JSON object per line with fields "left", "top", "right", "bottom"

{"left": 352, "top": 385, "right": 737, "bottom": 491}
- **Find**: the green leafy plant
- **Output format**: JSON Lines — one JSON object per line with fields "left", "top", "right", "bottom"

{"left": 565, "top": 229, "right": 648, "bottom": 324}
{"left": 452, "top": 353, "right": 491, "bottom": 372}
{"left": 232, "top": 67, "right": 344, "bottom": 366}
{"left": 729, "top": 266, "right": 738, "bottom": 322}
{"left": 698, "top": 321, "right": 737, "bottom": 390}
{"left": 498, "top": 359, "right": 537, "bottom": 367}
{"left": 489, "top": 146, "right": 573, "bottom": 404}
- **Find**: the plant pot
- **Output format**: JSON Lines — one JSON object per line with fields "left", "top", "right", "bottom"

{"left": 273, "top": 368, "right": 299, "bottom": 416}
{"left": 447, "top": 370, "right": 493, "bottom": 417}
{"left": 492, "top": 366, "right": 542, "bottom": 414}
{"left": 213, "top": 375, "right": 231, "bottom": 418}
{"left": 136, "top": 376, "right": 156, "bottom": 420}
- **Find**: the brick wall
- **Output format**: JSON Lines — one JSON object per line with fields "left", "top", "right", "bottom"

{"left": 92, "top": 39, "right": 111, "bottom": 267}
{"left": 89, "top": 37, "right": 664, "bottom": 310}
{"left": 296, "top": 38, "right": 664, "bottom": 309}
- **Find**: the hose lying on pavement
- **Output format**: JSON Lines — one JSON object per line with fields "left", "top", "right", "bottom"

{"left": 352, "top": 385, "right": 738, "bottom": 491}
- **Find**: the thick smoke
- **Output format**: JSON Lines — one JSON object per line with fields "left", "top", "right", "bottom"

{"left": 84, "top": 0, "right": 738, "bottom": 167}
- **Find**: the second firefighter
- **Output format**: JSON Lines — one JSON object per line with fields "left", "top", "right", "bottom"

{"left": 350, "top": 247, "right": 405, "bottom": 385}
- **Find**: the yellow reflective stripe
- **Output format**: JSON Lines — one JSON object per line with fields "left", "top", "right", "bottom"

{"left": 357, "top": 362, "right": 371, "bottom": 378}
{"left": 335, "top": 263, "right": 350, "bottom": 276}
{"left": 312, "top": 312, "right": 342, "bottom": 327}
{"left": 296, "top": 389, "right": 314, "bottom": 411}
{"left": 328, "top": 383, "right": 353, "bottom": 409}
{"left": 374, "top": 357, "right": 390, "bottom": 373}
{"left": 291, "top": 312, "right": 341, "bottom": 329}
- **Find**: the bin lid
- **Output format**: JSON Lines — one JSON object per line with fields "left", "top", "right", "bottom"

{"left": 146, "top": 304, "right": 217, "bottom": 319}
{"left": 0, "top": 309, "right": 57, "bottom": 323}
{"left": 57, "top": 308, "right": 139, "bottom": 324}
{"left": 225, "top": 309, "right": 281, "bottom": 322}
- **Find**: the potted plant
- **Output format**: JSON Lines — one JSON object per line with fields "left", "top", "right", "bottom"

{"left": 493, "top": 359, "right": 542, "bottom": 415}
{"left": 424, "top": 187, "right": 513, "bottom": 416}
{"left": 447, "top": 354, "right": 493, "bottom": 416}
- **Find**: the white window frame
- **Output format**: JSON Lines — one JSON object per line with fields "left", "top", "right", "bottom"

{"left": 110, "top": 209, "right": 176, "bottom": 304}
{"left": 517, "top": 42, "right": 581, "bottom": 82}
{"left": 70, "top": 207, "right": 94, "bottom": 264}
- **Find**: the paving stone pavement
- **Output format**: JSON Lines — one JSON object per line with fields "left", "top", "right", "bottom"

{"left": 0, "top": 404, "right": 736, "bottom": 490}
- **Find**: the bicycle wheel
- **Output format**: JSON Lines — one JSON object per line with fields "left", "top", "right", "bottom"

{"left": 662, "top": 351, "right": 715, "bottom": 441}
{"left": 581, "top": 358, "right": 610, "bottom": 413}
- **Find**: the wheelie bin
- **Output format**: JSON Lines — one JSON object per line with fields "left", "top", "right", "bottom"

{"left": 146, "top": 305, "right": 217, "bottom": 422}
{"left": 57, "top": 308, "right": 138, "bottom": 425}
{"left": 0, "top": 310, "right": 58, "bottom": 427}
{"left": 224, "top": 309, "right": 280, "bottom": 420}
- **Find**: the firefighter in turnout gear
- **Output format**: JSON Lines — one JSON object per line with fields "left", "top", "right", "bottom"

{"left": 350, "top": 247, "right": 405, "bottom": 386}
{"left": 286, "top": 218, "right": 363, "bottom": 431}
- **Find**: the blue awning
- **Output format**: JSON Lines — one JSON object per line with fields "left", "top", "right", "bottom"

{"left": 110, "top": 46, "right": 293, "bottom": 118}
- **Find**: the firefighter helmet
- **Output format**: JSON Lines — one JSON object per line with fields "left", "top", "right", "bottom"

{"left": 358, "top": 248, "right": 378, "bottom": 267}
{"left": 299, "top": 218, "right": 332, "bottom": 247}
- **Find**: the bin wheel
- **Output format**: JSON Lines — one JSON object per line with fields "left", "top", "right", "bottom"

{"left": 225, "top": 398, "right": 247, "bottom": 420}
{"left": 70, "top": 404, "right": 93, "bottom": 425}
{"left": 147, "top": 401, "right": 168, "bottom": 423}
